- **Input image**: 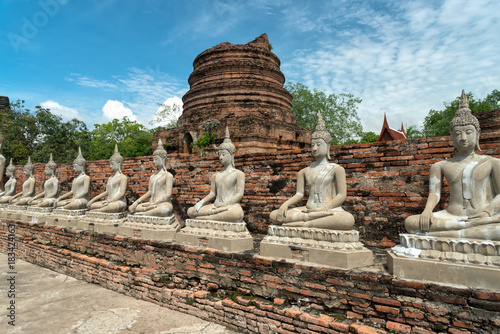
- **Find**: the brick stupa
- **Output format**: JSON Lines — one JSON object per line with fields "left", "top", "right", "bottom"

{"left": 154, "top": 34, "right": 310, "bottom": 154}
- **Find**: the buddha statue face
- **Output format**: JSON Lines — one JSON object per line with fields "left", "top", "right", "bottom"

{"left": 45, "top": 165, "right": 53, "bottom": 175}
{"left": 23, "top": 166, "right": 33, "bottom": 177}
{"left": 73, "top": 163, "right": 84, "bottom": 174}
{"left": 153, "top": 154, "right": 165, "bottom": 170}
{"left": 311, "top": 138, "right": 328, "bottom": 159}
{"left": 110, "top": 160, "right": 121, "bottom": 172}
{"left": 218, "top": 149, "right": 232, "bottom": 166}
{"left": 451, "top": 124, "right": 478, "bottom": 152}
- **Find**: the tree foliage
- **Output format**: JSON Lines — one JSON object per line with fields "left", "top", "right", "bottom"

{"left": 0, "top": 100, "right": 88, "bottom": 164}
{"left": 87, "top": 117, "right": 153, "bottom": 161}
{"left": 423, "top": 90, "right": 500, "bottom": 138}
{"left": 149, "top": 102, "right": 182, "bottom": 129}
{"left": 405, "top": 125, "right": 423, "bottom": 139}
{"left": 285, "top": 82, "right": 363, "bottom": 145}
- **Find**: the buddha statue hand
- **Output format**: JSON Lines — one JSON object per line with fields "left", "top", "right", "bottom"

{"left": 194, "top": 200, "right": 205, "bottom": 214}
{"left": 419, "top": 210, "right": 433, "bottom": 232}
{"left": 275, "top": 204, "right": 289, "bottom": 223}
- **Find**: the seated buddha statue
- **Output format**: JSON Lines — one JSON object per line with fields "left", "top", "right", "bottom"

{"left": 56, "top": 147, "right": 91, "bottom": 210}
{"left": 270, "top": 112, "right": 355, "bottom": 230}
{"left": 29, "top": 154, "right": 59, "bottom": 207}
{"left": 0, "top": 159, "right": 17, "bottom": 203}
{"left": 0, "top": 135, "right": 5, "bottom": 193}
{"left": 405, "top": 90, "right": 500, "bottom": 240}
{"left": 187, "top": 127, "right": 245, "bottom": 222}
{"left": 88, "top": 144, "right": 128, "bottom": 213}
{"left": 10, "top": 156, "right": 36, "bottom": 205}
{"left": 129, "top": 139, "right": 174, "bottom": 217}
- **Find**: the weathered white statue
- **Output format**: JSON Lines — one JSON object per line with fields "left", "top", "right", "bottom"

{"left": 29, "top": 154, "right": 59, "bottom": 207}
{"left": 56, "top": 147, "right": 90, "bottom": 210}
{"left": 129, "top": 139, "right": 173, "bottom": 217}
{"left": 88, "top": 144, "right": 127, "bottom": 213}
{"left": 0, "top": 133, "right": 5, "bottom": 192}
{"left": 187, "top": 127, "right": 245, "bottom": 222}
{"left": 0, "top": 159, "right": 17, "bottom": 202}
{"left": 269, "top": 112, "right": 355, "bottom": 230}
{"left": 10, "top": 157, "right": 36, "bottom": 205}
{"left": 405, "top": 90, "right": 500, "bottom": 240}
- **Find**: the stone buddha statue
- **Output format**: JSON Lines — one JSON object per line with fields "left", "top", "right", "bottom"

{"left": 29, "top": 154, "right": 59, "bottom": 207}
{"left": 129, "top": 139, "right": 174, "bottom": 217}
{"left": 405, "top": 90, "right": 500, "bottom": 240}
{"left": 0, "top": 133, "right": 5, "bottom": 192}
{"left": 187, "top": 127, "right": 245, "bottom": 222}
{"left": 269, "top": 112, "right": 355, "bottom": 230}
{"left": 0, "top": 159, "right": 17, "bottom": 203}
{"left": 88, "top": 144, "right": 128, "bottom": 213}
{"left": 56, "top": 147, "right": 91, "bottom": 210}
{"left": 10, "top": 156, "right": 36, "bottom": 205}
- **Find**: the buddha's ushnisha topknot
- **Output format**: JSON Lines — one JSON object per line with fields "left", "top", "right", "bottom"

{"left": 110, "top": 143, "right": 124, "bottom": 164}
{"left": 153, "top": 139, "right": 167, "bottom": 159}
{"left": 46, "top": 153, "right": 57, "bottom": 170}
{"left": 24, "top": 156, "right": 35, "bottom": 172}
{"left": 73, "top": 147, "right": 86, "bottom": 166}
{"left": 218, "top": 126, "right": 236, "bottom": 155}
{"left": 6, "top": 158, "right": 15, "bottom": 173}
{"left": 311, "top": 111, "right": 332, "bottom": 159}
{"left": 449, "top": 90, "right": 480, "bottom": 132}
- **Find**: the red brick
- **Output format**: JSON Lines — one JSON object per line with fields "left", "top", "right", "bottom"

{"left": 386, "top": 321, "right": 411, "bottom": 333}
{"left": 349, "top": 324, "right": 387, "bottom": 334}
{"left": 375, "top": 304, "right": 400, "bottom": 315}
{"left": 372, "top": 296, "right": 401, "bottom": 307}
{"left": 346, "top": 311, "right": 363, "bottom": 320}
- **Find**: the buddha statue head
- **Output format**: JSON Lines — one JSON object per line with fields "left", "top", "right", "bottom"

{"left": 73, "top": 147, "right": 86, "bottom": 173}
{"left": 449, "top": 90, "right": 481, "bottom": 151}
{"left": 153, "top": 139, "right": 167, "bottom": 169}
{"left": 6, "top": 158, "right": 15, "bottom": 177}
{"left": 110, "top": 144, "right": 124, "bottom": 172}
{"left": 218, "top": 127, "right": 235, "bottom": 167}
{"left": 45, "top": 153, "right": 57, "bottom": 175}
{"left": 23, "top": 156, "right": 35, "bottom": 176}
{"left": 311, "top": 111, "right": 332, "bottom": 159}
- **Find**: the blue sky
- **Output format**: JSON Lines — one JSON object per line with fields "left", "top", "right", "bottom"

{"left": 1, "top": 0, "right": 500, "bottom": 134}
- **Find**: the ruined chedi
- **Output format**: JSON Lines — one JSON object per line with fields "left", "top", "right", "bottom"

{"left": 154, "top": 33, "right": 310, "bottom": 154}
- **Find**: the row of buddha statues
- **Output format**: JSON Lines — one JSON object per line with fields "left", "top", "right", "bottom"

{"left": 0, "top": 91, "right": 499, "bottom": 248}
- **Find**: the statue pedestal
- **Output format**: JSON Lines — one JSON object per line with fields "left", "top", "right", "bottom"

{"left": 175, "top": 219, "right": 253, "bottom": 252}
{"left": 388, "top": 234, "right": 500, "bottom": 291}
{"left": 47, "top": 209, "right": 88, "bottom": 228}
{"left": 0, "top": 203, "right": 9, "bottom": 218}
{"left": 1, "top": 205, "right": 28, "bottom": 220}
{"left": 22, "top": 207, "right": 54, "bottom": 224}
{"left": 118, "top": 215, "right": 180, "bottom": 241}
{"left": 259, "top": 226, "right": 373, "bottom": 269}
{"left": 82, "top": 211, "right": 128, "bottom": 234}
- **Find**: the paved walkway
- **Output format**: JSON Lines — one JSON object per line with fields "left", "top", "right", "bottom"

{"left": 0, "top": 253, "right": 239, "bottom": 334}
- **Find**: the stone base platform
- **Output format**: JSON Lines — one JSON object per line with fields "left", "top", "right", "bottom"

{"left": 259, "top": 226, "right": 373, "bottom": 269}
{"left": 81, "top": 211, "right": 128, "bottom": 234}
{"left": 0, "top": 205, "right": 28, "bottom": 220}
{"left": 118, "top": 215, "right": 180, "bottom": 241}
{"left": 46, "top": 209, "right": 88, "bottom": 228}
{"left": 175, "top": 219, "right": 253, "bottom": 252}
{"left": 22, "top": 207, "right": 55, "bottom": 224}
{"left": 388, "top": 233, "right": 500, "bottom": 290}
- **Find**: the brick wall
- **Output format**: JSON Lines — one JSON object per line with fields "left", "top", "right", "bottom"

{"left": 1, "top": 221, "right": 499, "bottom": 333}
{"left": 10, "top": 130, "right": 500, "bottom": 246}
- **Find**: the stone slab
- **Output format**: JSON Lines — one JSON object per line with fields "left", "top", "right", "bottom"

{"left": 175, "top": 219, "right": 253, "bottom": 252}
{"left": 387, "top": 251, "right": 500, "bottom": 291}
{"left": 46, "top": 209, "right": 88, "bottom": 228}
{"left": 76, "top": 211, "right": 127, "bottom": 232}
{"left": 118, "top": 215, "right": 180, "bottom": 241}
{"left": 260, "top": 240, "right": 373, "bottom": 269}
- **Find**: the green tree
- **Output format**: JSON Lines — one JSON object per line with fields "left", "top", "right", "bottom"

{"left": 0, "top": 100, "right": 90, "bottom": 164}
{"left": 360, "top": 131, "right": 379, "bottom": 143}
{"left": 285, "top": 82, "right": 363, "bottom": 145}
{"left": 149, "top": 102, "right": 182, "bottom": 129}
{"left": 423, "top": 90, "right": 500, "bottom": 138}
{"left": 406, "top": 125, "right": 423, "bottom": 139}
{"left": 87, "top": 117, "right": 153, "bottom": 161}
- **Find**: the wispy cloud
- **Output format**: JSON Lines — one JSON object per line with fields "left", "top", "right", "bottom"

{"left": 40, "top": 100, "right": 81, "bottom": 120}
{"left": 281, "top": 0, "right": 500, "bottom": 133}
{"left": 67, "top": 68, "right": 188, "bottom": 125}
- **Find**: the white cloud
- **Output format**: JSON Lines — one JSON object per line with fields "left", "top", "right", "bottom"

{"left": 282, "top": 0, "right": 500, "bottom": 133}
{"left": 40, "top": 100, "right": 80, "bottom": 120}
{"left": 151, "top": 96, "right": 183, "bottom": 126}
{"left": 102, "top": 100, "right": 136, "bottom": 121}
